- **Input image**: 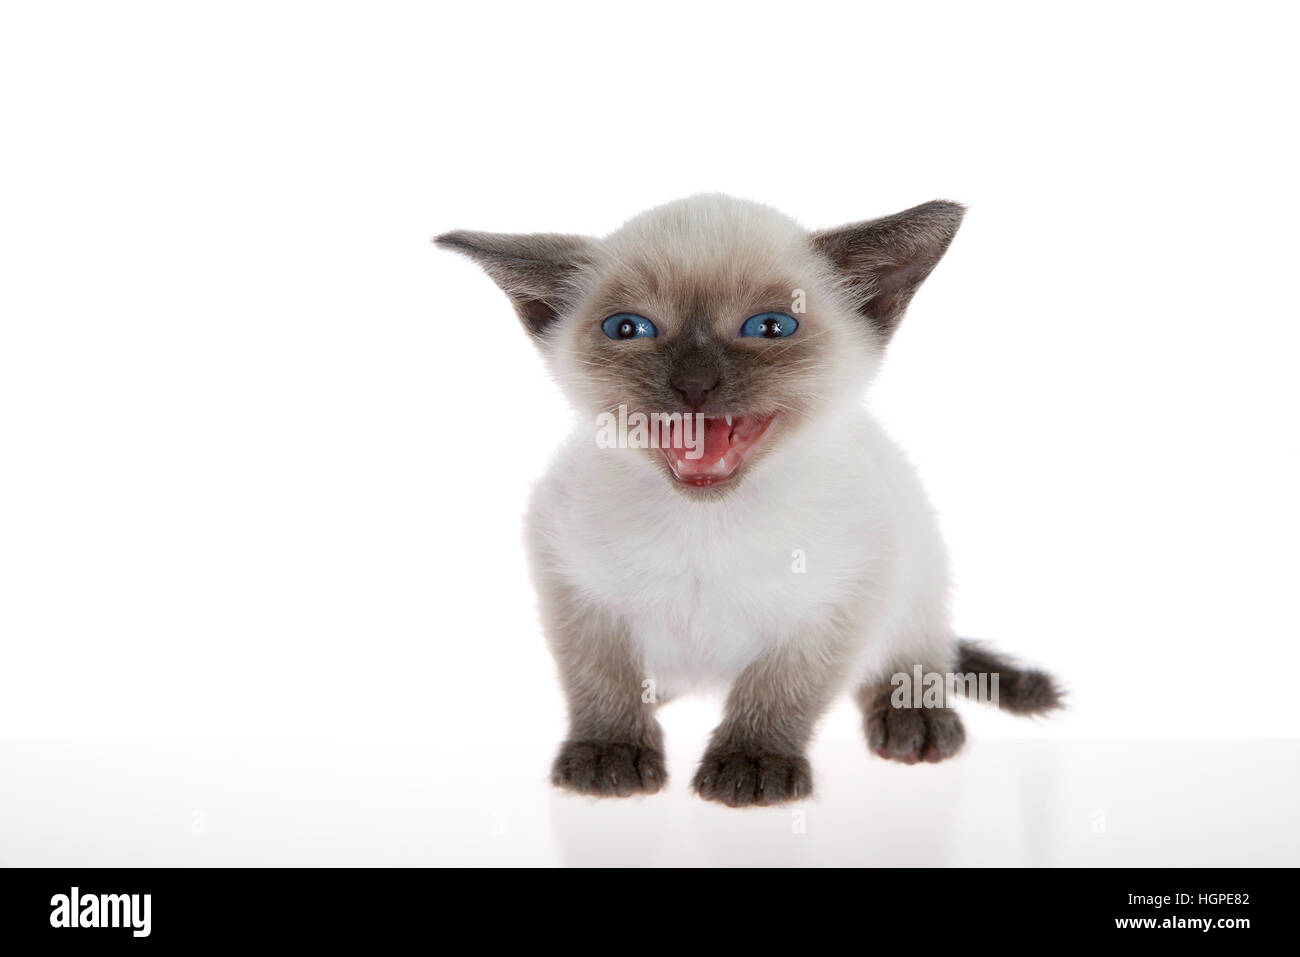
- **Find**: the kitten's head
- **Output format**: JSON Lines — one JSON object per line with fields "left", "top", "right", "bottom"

{"left": 437, "top": 195, "right": 962, "bottom": 496}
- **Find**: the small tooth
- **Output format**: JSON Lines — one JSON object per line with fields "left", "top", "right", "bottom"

{"left": 725, "top": 415, "right": 733, "bottom": 427}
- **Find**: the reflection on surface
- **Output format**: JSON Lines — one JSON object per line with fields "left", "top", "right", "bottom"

{"left": 0, "top": 738, "right": 1295, "bottom": 866}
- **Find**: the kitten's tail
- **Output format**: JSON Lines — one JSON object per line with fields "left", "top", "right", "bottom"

{"left": 954, "top": 640, "right": 1064, "bottom": 715}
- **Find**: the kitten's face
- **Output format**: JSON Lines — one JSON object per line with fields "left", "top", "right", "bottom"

{"left": 438, "top": 195, "right": 962, "bottom": 496}
{"left": 552, "top": 202, "right": 875, "bottom": 493}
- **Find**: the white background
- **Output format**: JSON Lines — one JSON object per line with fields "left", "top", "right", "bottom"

{"left": 1, "top": 1, "right": 1297, "bottom": 865}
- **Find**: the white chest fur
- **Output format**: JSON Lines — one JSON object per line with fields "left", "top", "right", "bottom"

{"left": 528, "top": 407, "right": 948, "bottom": 695}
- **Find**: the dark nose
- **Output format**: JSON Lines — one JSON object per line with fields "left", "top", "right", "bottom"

{"left": 670, "top": 371, "right": 719, "bottom": 410}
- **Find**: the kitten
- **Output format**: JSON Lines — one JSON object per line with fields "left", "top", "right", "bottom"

{"left": 436, "top": 195, "right": 1061, "bottom": 807}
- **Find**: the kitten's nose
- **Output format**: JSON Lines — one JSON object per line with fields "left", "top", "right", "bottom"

{"left": 670, "top": 371, "right": 719, "bottom": 410}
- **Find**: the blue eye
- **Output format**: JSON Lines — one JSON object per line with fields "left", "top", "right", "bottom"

{"left": 740, "top": 312, "right": 798, "bottom": 339}
{"left": 601, "top": 313, "right": 657, "bottom": 340}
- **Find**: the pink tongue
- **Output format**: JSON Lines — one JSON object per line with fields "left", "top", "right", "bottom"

{"left": 667, "top": 417, "right": 732, "bottom": 466}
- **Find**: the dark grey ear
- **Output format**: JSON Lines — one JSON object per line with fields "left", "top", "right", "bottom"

{"left": 435, "top": 230, "right": 596, "bottom": 338}
{"left": 810, "top": 200, "right": 965, "bottom": 338}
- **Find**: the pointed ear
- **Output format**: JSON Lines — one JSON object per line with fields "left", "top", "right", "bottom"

{"left": 810, "top": 200, "right": 965, "bottom": 339}
{"left": 435, "top": 230, "right": 596, "bottom": 338}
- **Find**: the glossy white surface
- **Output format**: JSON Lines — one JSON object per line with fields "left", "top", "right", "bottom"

{"left": 3, "top": 736, "right": 1295, "bottom": 866}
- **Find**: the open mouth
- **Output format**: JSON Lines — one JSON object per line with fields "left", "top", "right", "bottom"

{"left": 660, "top": 414, "right": 777, "bottom": 488}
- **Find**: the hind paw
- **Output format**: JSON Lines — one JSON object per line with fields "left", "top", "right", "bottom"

{"left": 866, "top": 705, "right": 965, "bottom": 764}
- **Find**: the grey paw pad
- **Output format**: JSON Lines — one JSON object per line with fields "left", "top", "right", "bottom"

{"left": 692, "top": 749, "right": 812, "bottom": 807}
{"left": 866, "top": 706, "right": 965, "bottom": 765}
{"left": 551, "top": 740, "right": 667, "bottom": 797}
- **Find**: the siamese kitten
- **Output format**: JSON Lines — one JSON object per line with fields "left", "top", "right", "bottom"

{"left": 437, "top": 195, "right": 1061, "bottom": 807}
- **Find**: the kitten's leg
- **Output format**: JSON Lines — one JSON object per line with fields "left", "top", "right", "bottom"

{"left": 856, "top": 657, "right": 966, "bottom": 765}
{"left": 539, "top": 576, "right": 666, "bottom": 797}
{"left": 693, "top": 633, "right": 853, "bottom": 807}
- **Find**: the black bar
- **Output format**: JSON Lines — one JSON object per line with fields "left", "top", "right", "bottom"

{"left": 0, "top": 867, "right": 1282, "bottom": 945}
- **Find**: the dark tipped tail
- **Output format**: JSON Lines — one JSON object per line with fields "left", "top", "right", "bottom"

{"left": 954, "top": 640, "right": 1064, "bottom": 715}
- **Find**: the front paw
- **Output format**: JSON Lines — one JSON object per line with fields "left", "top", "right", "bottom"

{"left": 550, "top": 739, "right": 666, "bottom": 797}
{"left": 692, "top": 748, "right": 812, "bottom": 807}
{"left": 866, "top": 705, "right": 965, "bottom": 764}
